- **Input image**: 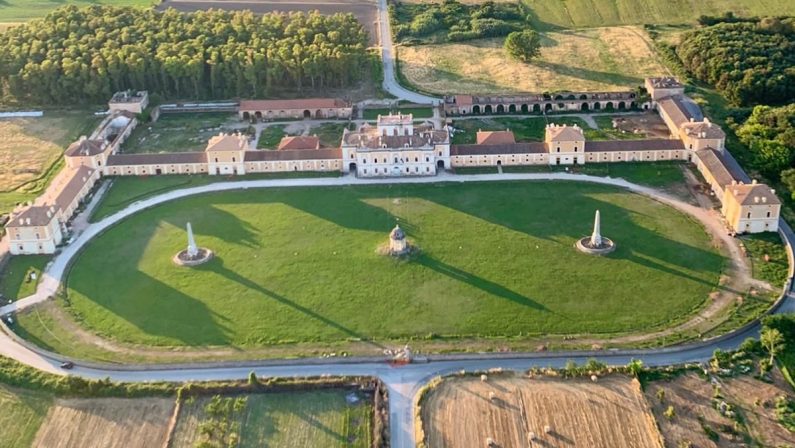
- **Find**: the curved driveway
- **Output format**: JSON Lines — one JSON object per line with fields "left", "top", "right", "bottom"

{"left": 376, "top": 0, "right": 440, "bottom": 104}
{"left": 2, "top": 172, "right": 794, "bottom": 448}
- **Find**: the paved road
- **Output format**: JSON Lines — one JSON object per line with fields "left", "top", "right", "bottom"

{"left": 375, "top": 0, "right": 439, "bottom": 104}
{"left": 2, "top": 172, "right": 794, "bottom": 448}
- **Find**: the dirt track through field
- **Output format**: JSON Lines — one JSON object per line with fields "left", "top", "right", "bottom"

{"left": 421, "top": 375, "right": 663, "bottom": 448}
{"left": 159, "top": 0, "right": 379, "bottom": 44}
{"left": 31, "top": 397, "right": 174, "bottom": 448}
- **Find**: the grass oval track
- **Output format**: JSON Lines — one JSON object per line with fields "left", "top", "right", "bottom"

{"left": 64, "top": 181, "right": 724, "bottom": 348}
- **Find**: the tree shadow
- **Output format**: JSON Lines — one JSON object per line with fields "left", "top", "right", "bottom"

{"left": 417, "top": 255, "right": 548, "bottom": 311}
{"left": 208, "top": 259, "right": 386, "bottom": 349}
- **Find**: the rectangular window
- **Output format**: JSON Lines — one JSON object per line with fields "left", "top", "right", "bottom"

{"left": 747, "top": 212, "right": 751, "bottom": 219}
{"left": 767, "top": 211, "right": 771, "bottom": 218}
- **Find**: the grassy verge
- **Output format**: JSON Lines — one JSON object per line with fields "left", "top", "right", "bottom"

{"left": 257, "top": 125, "right": 287, "bottom": 149}
{"left": 740, "top": 233, "right": 789, "bottom": 289}
{"left": 90, "top": 171, "right": 342, "bottom": 222}
{"left": 0, "top": 255, "right": 51, "bottom": 302}
{"left": 122, "top": 112, "right": 246, "bottom": 153}
{"left": 311, "top": 122, "right": 352, "bottom": 147}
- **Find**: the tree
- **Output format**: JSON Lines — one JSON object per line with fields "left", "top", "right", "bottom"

{"left": 761, "top": 327, "right": 785, "bottom": 364}
{"left": 504, "top": 30, "right": 541, "bottom": 63}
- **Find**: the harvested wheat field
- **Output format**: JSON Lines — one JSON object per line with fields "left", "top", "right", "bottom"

{"left": 0, "top": 112, "right": 99, "bottom": 192}
{"left": 645, "top": 371, "right": 795, "bottom": 447}
{"left": 398, "top": 26, "right": 668, "bottom": 94}
{"left": 420, "top": 374, "right": 663, "bottom": 448}
{"left": 31, "top": 397, "right": 174, "bottom": 448}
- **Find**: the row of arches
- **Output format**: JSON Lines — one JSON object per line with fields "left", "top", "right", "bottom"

{"left": 241, "top": 109, "right": 325, "bottom": 121}
{"left": 467, "top": 101, "right": 641, "bottom": 115}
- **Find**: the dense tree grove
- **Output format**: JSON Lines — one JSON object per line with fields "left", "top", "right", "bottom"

{"left": 676, "top": 19, "right": 795, "bottom": 107}
{"left": 737, "top": 104, "right": 795, "bottom": 194}
{"left": 0, "top": 6, "right": 369, "bottom": 104}
{"left": 391, "top": 0, "right": 528, "bottom": 44}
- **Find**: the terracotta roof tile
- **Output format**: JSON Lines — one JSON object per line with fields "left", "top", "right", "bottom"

{"left": 476, "top": 131, "right": 515, "bottom": 145}
{"left": 239, "top": 98, "right": 348, "bottom": 111}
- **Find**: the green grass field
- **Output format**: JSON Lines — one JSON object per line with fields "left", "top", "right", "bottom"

{"left": 519, "top": 0, "right": 795, "bottom": 30}
{"left": 257, "top": 125, "right": 287, "bottom": 149}
{"left": 172, "top": 391, "right": 371, "bottom": 448}
{"left": 122, "top": 113, "right": 247, "bottom": 154}
{"left": 56, "top": 181, "right": 723, "bottom": 350}
{"left": 0, "top": 255, "right": 50, "bottom": 302}
{"left": 0, "top": 0, "right": 155, "bottom": 23}
{"left": 451, "top": 117, "right": 589, "bottom": 144}
{"left": 0, "top": 385, "right": 50, "bottom": 448}
{"left": 90, "top": 172, "right": 341, "bottom": 222}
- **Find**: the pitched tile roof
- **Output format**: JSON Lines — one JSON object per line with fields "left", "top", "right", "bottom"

{"left": 244, "top": 148, "right": 342, "bottom": 161}
{"left": 239, "top": 98, "right": 348, "bottom": 111}
{"left": 545, "top": 124, "right": 584, "bottom": 142}
{"left": 727, "top": 183, "right": 781, "bottom": 206}
{"left": 277, "top": 136, "right": 321, "bottom": 151}
{"left": 6, "top": 205, "right": 58, "bottom": 228}
{"left": 681, "top": 120, "right": 726, "bottom": 139}
{"left": 657, "top": 95, "right": 698, "bottom": 129}
{"left": 584, "top": 139, "right": 686, "bottom": 152}
{"left": 695, "top": 148, "right": 738, "bottom": 189}
{"left": 65, "top": 139, "right": 106, "bottom": 157}
{"left": 205, "top": 134, "right": 248, "bottom": 152}
{"left": 451, "top": 142, "right": 547, "bottom": 156}
{"left": 106, "top": 152, "right": 208, "bottom": 166}
{"left": 53, "top": 166, "right": 95, "bottom": 211}
{"left": 476, "top": 131, "right": 515, "bottom": 145}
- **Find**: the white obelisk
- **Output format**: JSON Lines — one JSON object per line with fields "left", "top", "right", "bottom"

{"left": 186, "top": 222, "right": 199, "bottom": 258}
{"left": 590, "top": 210, "right": 602, "bottom": 247}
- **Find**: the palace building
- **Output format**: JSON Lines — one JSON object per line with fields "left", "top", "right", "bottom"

{"left": 340, "top": 114, "right": 450, "bottom": 177}
{"left": 4, "top": 82, "right": 783, "bottom": 255}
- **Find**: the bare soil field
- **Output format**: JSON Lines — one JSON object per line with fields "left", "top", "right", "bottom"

{"left": 420, "top": 374, "right": 662, "bottom": 448}
{"left": 398, "top": 26, "right": 668, "bottom": 94}
{"left": 159, "top": 0, "right": 379, "bottom": 44}
{"left": 31, "top": 397, "right": 174, "bottom": 448}
{"left": 645, "top": 371, "right": 795, "bottom": 447}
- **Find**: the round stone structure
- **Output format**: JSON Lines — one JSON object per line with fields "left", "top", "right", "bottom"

{"left": 576, "top": 210, "right": 616, "bottom": 255}
{"left": 173, "top": 222, "right": 214, "bottom": 266}
{"left": 173, "top": 247, "right": 214, "bottom": 266}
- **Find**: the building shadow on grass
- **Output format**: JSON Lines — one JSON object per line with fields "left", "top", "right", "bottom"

{"left": 209, "top": 259, "right": 386, "bottom": 350}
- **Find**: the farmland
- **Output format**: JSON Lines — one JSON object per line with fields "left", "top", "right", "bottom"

{"left": 0, "top": 112, "right": 100, "bottom": 216}
{"left": 31, "top": 397, "right": 174, "bottom": 448}
{"left": 397, "top": 26, "right": 669, "bottom": 94}
{"left": 0, "top": 0, "right": 154, "bottom": 24}
{"left": 398, "top": 0, "right": 795, "bottom": 30}
{"left": 171, "top": 390, "right": 371, "bottom": 447}
{"left": 419, "top": 374, "right": 662, "bottom": 447}
{"left": 645, "top": 371, "right": 795, "bottom": 447}
{"left": 0, "top": 385, "right": 51, "bottom": 448}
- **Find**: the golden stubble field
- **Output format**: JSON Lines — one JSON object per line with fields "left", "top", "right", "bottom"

{"left": 31, "top": 397, "right": 174, "bottom": 448}
{"left": 645, "top": 371, "right": 795, "bottom": 447}
{"left": 420, "top": 374, "right": 663, "bottom": 448}
{"left": 0, "top": 112, "right": 98, "bottom": 192}
{"left": 398, "top": 26, "right": 669, "bottom": 94}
